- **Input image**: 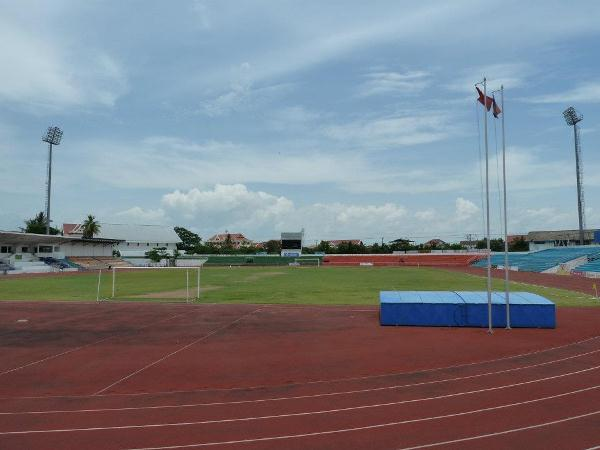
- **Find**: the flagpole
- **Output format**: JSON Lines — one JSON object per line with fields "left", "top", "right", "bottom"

{"left": 501, "top": 85, "right": 511, "bottom": 329}
{"left": 484, "top": 77, "right": 493, "bottom": 334}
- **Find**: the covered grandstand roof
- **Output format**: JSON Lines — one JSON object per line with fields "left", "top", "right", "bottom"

{"left": 64, "top": 223, "right": 181, "bottom": 244}
{"left": 0, "top": 231, "right": 122, "bottom": 245}
{"left": 527, "top": 229, "right": 597, "bottom": 242}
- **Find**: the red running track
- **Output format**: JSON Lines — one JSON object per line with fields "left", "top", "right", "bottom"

{"left": 0, "top": 301, "right": 599, "bottom": 449}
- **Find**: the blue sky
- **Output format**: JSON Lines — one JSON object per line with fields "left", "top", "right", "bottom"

{"left": 1, "top": 0, "right": 599, "bottom": 244}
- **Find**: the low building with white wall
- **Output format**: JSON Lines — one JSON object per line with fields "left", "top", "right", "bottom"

{"left": 64, "top": 223, "right": 181, "bottom": 257}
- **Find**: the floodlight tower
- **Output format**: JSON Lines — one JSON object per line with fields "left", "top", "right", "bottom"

{"left": 42, "top": 126, "right": 63, "bottom": 235}
{"left": 562, "top": 107, "right": 585, "bottom": 245}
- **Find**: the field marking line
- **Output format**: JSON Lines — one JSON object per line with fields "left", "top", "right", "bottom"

{"left": 118, "top": 389, "right": 600, "bottom": 448}
{"left": 397, "top": 410, "right": 600, "bottom": 449}
{"left": 5, "top": 347, "right": 600, "bottom": 415}
{"left": 4, "top": 364, "right": 600, "bottom": 435}
{"left": 4, "top": 333, "right": 599, "bottom": 401}
{"left": 93, "top": 308, "right": 263, "bottom": 396}
{"left": 0, "top": 311, "right": 189, "bottom": 377}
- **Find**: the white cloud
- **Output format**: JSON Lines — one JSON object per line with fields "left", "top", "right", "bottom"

{"left": 505, "top": 146, "right": 600, "bottom": 190}
{"left": 162, "top": 184, "right": 294, "bottom": 231}
{"left": 324, "top": 112, "right": 457, "bottom": 149}
{"left": 357, "top": 70, "right": 430, "bottom": 97}
{"left": 525, "top": 82, "right": 600, "bottom": 104}
{"left": 0, "top": 20, "right": 127, "bottom": 110}
{"left": 115, "top": 207, "right": 169, "bottom": 224}
{"left": 191, "top": 0, "right": 211, "bottom": 30}
{"left": 454, "top": 197, "right": 479, "bottom": 222}
{"left": 118, "top": 184, "right": 491, "bottom": 242}
{"left": 446, "top": 63, "right": 532, "bottom": 93}
{"left": 415, "top": 209, "right": 436, "bottom": 221}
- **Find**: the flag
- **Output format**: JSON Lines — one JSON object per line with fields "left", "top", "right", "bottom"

{"left": 476, "top": 87, "right": 493, "bottom": 111}
{"left": 492, "top": 96, "right": 502, "bottom": 118}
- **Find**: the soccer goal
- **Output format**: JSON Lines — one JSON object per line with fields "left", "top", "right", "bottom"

{"left": 293, "top": 258, "right": 321, "bottom": 267}
{"left": 99, "top": 262, "right": 207, "bottom": 303}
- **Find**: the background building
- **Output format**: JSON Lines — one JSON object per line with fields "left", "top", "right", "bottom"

{"left": 64, "top": 223, "right": 181, "bottom": 257}
{"left": 207, "top": 232, "right": 252, "bottom": 249}
{"left": 527, "top": 229, "right": 600, "bottom": 251}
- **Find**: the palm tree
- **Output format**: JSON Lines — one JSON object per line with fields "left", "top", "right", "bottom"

{"left": 82, "top": 215, "right": 101, "bottom": 239}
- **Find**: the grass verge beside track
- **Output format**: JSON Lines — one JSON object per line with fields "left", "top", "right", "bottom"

{"left": 0, "top": 266, "right": 598, "bottom": 306}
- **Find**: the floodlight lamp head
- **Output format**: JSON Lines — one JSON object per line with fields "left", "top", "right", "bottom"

{"left": 42, "top": 126, "right": 63, "bottom": 145}
{"left": 563, "top": 107, "right": 582, "bottom": 126}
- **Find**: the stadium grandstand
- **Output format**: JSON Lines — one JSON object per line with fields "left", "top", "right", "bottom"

{"left": 472, "top": 246, "right": 600, "bottom": 273}
{"left": 527, "top": 229, "right": 599, "bottom": 251}
{"left": 0, "top": 230, "right": 122, "bottom": 274}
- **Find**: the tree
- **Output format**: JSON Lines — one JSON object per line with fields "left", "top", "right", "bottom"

{"left": 21, "top": 212, "right": 60, "bottom": 235}
{"left": 82, "top": 215, "right": 101, "bottom": 239}
{"left": 476, "top": 238, "right": 504, "bottom": 252}
{"left": 174, "top": 227, "right": 202, "bottom": 253}
{"left": 509, "top": 237, "right": 529, "bottom": 252}
{"left": 168, "top": 248, "right": 181, "bottom": 267}
{"left": 146, "top": 247, "right": 169, "bottom": 263}
{"left": 315, "top": 240, "right": 332, "bottom": 253}
{"left": 264, "top": 240, "right": 281, "bottom": 254}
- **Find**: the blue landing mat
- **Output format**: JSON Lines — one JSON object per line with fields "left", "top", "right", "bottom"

{"left": 380, "top": 291, "right": 555, "bottom": 328}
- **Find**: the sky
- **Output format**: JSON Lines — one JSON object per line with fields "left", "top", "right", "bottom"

{"left": 0, "top": 0, "right": 599, "bottom": 244}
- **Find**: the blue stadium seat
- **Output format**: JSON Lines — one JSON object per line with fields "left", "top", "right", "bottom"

{"left": 473, "top": 247, "right": 600, "bottom": 273}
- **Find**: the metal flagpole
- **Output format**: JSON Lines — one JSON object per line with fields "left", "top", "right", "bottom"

{"left": 501, "top": 85, "right": 511, "bottom": 329}
{"left": 484, "top": 78, "right": 493, "bottom": 334}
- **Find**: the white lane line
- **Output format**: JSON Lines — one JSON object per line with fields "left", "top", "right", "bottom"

{"left": 0, "top": 312, "right": 189, "bottom": 377}
{"left": 5, "top": 347, "right": 599, "bottom": 415}
{"left": 119, "top": 388, "right": 600, "bottom": 449}
{"left": 4, "top": 333, "right": 600, "bottom": 401}
{"left": 93, "top": 308, "right": 262, "bottom": 396}
{"left": 3, "top": 364, "right": 600, "bottom": 436}
{"left": 585, "top": 445, "right": 600, "bottom": 450}
{"left": 398, "top": 410, "right": 600, "bottom": 449}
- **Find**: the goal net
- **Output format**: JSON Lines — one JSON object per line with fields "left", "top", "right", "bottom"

{"left": 99, "top": 264, "right": 206, "bottom": 302}
{"left": 293, "top": 258, "right": 321, "bottom": 267}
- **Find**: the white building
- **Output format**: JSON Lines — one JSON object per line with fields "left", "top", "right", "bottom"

{"left": 64, "top": 223, "right": 181, "bottom": 257}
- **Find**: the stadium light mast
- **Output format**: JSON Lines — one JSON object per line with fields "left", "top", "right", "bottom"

{"left": 562, "top": 107, "right": 585, "bottom": 245}
{"left": 42, "top": 126, "right": 63, "bottom": 235}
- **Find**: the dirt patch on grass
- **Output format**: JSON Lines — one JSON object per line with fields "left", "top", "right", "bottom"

{"left": 235, "top": 271, "right": 287, "bottom": 283}
{"left": 130, "top": 285, "right": 222, "bottom": 299}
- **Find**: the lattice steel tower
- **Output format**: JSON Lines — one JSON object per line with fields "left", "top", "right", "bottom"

{"left": 562, "top": 107, "right": 585, "bottom": 245}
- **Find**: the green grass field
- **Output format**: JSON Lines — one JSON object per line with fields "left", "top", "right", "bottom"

{"left": 0, "top": 266, "right": 598, "bottom": 307}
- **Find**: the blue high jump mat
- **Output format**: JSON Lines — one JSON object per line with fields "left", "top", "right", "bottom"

{"left": 380, "top": 291, "right": 555, "bottom": 328}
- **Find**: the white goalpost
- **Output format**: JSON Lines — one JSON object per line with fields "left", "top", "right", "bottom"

{"left": 103, "top": 261, "right": 207, "bottom": 303}
{"left": 293, "top": 258, "right": 321, "bottom": 267}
